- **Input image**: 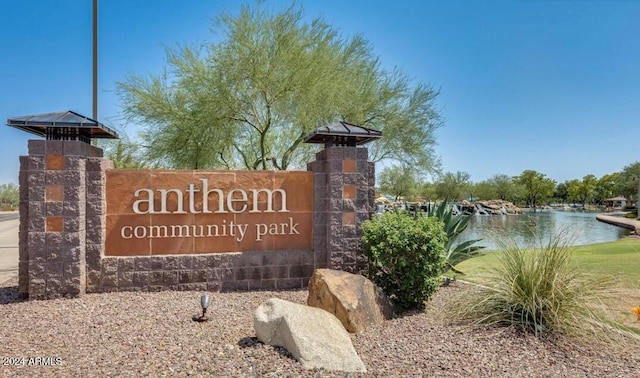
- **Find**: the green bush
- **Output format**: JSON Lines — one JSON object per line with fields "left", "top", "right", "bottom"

{"left": 449, "top": 231, "right": 632, "bottom": 340}
{"left": 361, "top": 212, "right": 447, "bottom": 313}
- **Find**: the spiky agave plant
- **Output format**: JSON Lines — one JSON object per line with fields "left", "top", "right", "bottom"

{"left": 422, "top": 201, "right": 485, "bottom": 273}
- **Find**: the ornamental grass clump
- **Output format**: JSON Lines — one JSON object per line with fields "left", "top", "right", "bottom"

{"left": 361, "top": 212, "right": 447, "bottom": 313}
{"left": 450, "top": 230, "right": 637, "bottom": 342}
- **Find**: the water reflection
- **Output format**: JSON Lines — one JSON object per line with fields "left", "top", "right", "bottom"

{"left": 457, "top": 211, "right": 629, "bottom": 250}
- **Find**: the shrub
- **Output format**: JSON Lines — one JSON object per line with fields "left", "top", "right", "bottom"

{"left": 361, "top": 212, "right": 447, "bottom": 313}
{"left": 449, "top": 230, "right": 633, "bottom": 341}
{"left": 420, "top": 201, "right": 485, "bottom": 274}
{"left": 0, "top": 183, "right": 19, "bottom": 210}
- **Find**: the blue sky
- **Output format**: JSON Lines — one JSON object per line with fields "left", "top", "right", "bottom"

{"left": 1, "top": 0, "right": 639, "bottom": 185}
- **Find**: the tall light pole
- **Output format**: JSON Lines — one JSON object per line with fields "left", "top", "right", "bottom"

{"left": 93, "top": 0, "right": 98, "bottom": 121}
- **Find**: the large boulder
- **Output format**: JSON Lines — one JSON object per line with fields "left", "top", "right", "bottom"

{"left": 254, "top": 298, "right": 366, "bottom": 373}
{"left": 307, "top": 269, "right": 393, "bottom": 333}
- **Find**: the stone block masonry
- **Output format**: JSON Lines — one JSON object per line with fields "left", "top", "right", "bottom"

{"left": 19, "top": 140, "right": 103, "bottom": 299}
{"left": 19, "top": 142, "right": 374, "bottom": 299}
{"left": 87, "top": 250, "right": 316, "bottom": 293}
{"left": 308, "top": 146, "right": 375, "bottom": 273}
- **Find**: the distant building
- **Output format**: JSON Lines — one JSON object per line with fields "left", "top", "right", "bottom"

{"left": 604, "top": 196, "right": 627, "bottom": 211}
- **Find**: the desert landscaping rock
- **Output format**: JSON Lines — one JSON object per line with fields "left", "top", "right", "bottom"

{"left": 478, "top": 199, "right": 522, "bottom": 213}
{"left": 254, "top": 297, "right": 366, "bottom": 373}
{"left": 307, "top": 268, "right": 393, "bottom": 333}
{"left": 1, "top": 276, "right": 639, "bottom": 377}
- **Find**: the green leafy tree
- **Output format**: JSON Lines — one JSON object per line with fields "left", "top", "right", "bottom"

{"left": 472, "top": 174, "right": 516, "bottom": 202}
{"left": 593, "top": 173, "right": 620, "bottom": 205}
{"left": 568, "top": 174, "right": 597, "bottom": 208}
{"left": 434, "top": 171, "right": 471, "bottom": 202}
{"left": 418, "top": 181, "right": 436, "bottom": 201}
{"left": 509, "top": 182, "right": 527, "bottom": 206}
{"left": 377, "top": 165, "right": 419, "bottom": 200}
{"left": 554, "top": 182, "right": 570, "bottom": 203}
{"left": 618, "top": 161, "right": 640, "bottom": 203}
{"left": 118, "top": 3, "right": 442, "bottom": 171}
{"left": 470, "top": 180, "right": 497, "bottom": 201}
{"left": 0, "top": 183, "right": 19, "bottom": 210}
{"left": 491, "top": 174, "right": 516, "bottom": 201}
{"left": 565, "top": 179, "right": 580, "bottom": 204}
{"left": 514, "top": 170, "right": 556, "bottom": 209}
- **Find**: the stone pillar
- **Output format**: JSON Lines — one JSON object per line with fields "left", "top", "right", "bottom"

{"left": 309, "top": 146, "right": 375, "bottom": 273}
{"left": 19, "top": 140, "right": 104, "bottom": 300}
{"left": 85, "top": 157, "right": 112, "bottom": 293}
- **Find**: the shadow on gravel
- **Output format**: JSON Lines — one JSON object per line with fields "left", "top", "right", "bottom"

{"left": 238, "top": 336, "right": 296, "bottom": 360}
{"left": 238, "top": 336, "right": 261, "bottom": 348}
{"left": 0, "top": 285, "right": 25, "bottom": 305}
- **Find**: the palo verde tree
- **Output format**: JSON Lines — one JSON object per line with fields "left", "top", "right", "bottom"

{"left": 470, "top": 180, "right": 497, "bottom": 201}
{"left": 117, "top": 3, "right": 442, "bottom": 171}
{"left": 377, "top": 165, "right": 420, "bottom": 200}
{"left": 490, "top": 174, "right": 517, "bottom": 201}
{"left": 472, "top": 173, "right": 517, "bottom": 202}
{"left": 434, "top": 171, "right": 471, "bottom": 202}
{"left": 100, "top": 134, "right": 157, "bottom": 169}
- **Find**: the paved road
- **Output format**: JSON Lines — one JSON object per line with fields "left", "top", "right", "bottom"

{"left": 0, "top": 212, "right": 19, "bottom": 222}
{"left": 0, "top": 212, "right": 19, "bottom": 284}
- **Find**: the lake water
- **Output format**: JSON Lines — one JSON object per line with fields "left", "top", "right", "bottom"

{"left": 457, "top": 210, "right": 629, "bottom": 250}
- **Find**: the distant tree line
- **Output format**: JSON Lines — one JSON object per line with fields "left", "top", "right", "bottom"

{"left": 377, "top": 161, "right": 640, "bottom": 209}
{"left": 0, "top": 183, "right": 19, "bottom": 211}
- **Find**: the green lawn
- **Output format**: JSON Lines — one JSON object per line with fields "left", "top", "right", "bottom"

{"left": 456, "top": 238, "right": 640, "bottom": 285}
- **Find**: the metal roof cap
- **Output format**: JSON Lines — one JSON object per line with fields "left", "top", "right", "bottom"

{"left": 303, "top": 121, "right": 381, "bottom": 147}
{"left": 6, "top": 110, "right": 119, "bottom": 142}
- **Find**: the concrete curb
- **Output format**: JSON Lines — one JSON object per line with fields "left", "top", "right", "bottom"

{"left": 596, "top": 213, "right": 640, "bottom": 234}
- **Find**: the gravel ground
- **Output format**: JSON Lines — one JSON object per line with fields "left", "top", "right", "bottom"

{"left": 1, "top": 276, "right": 639, "bottom": 378}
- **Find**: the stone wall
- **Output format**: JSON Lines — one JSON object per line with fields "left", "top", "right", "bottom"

{"left": 89, "top": 251, "right": 316, "bottom": 293}
{"left": 19, "top": 142, "right": 374, "bottom": 299}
